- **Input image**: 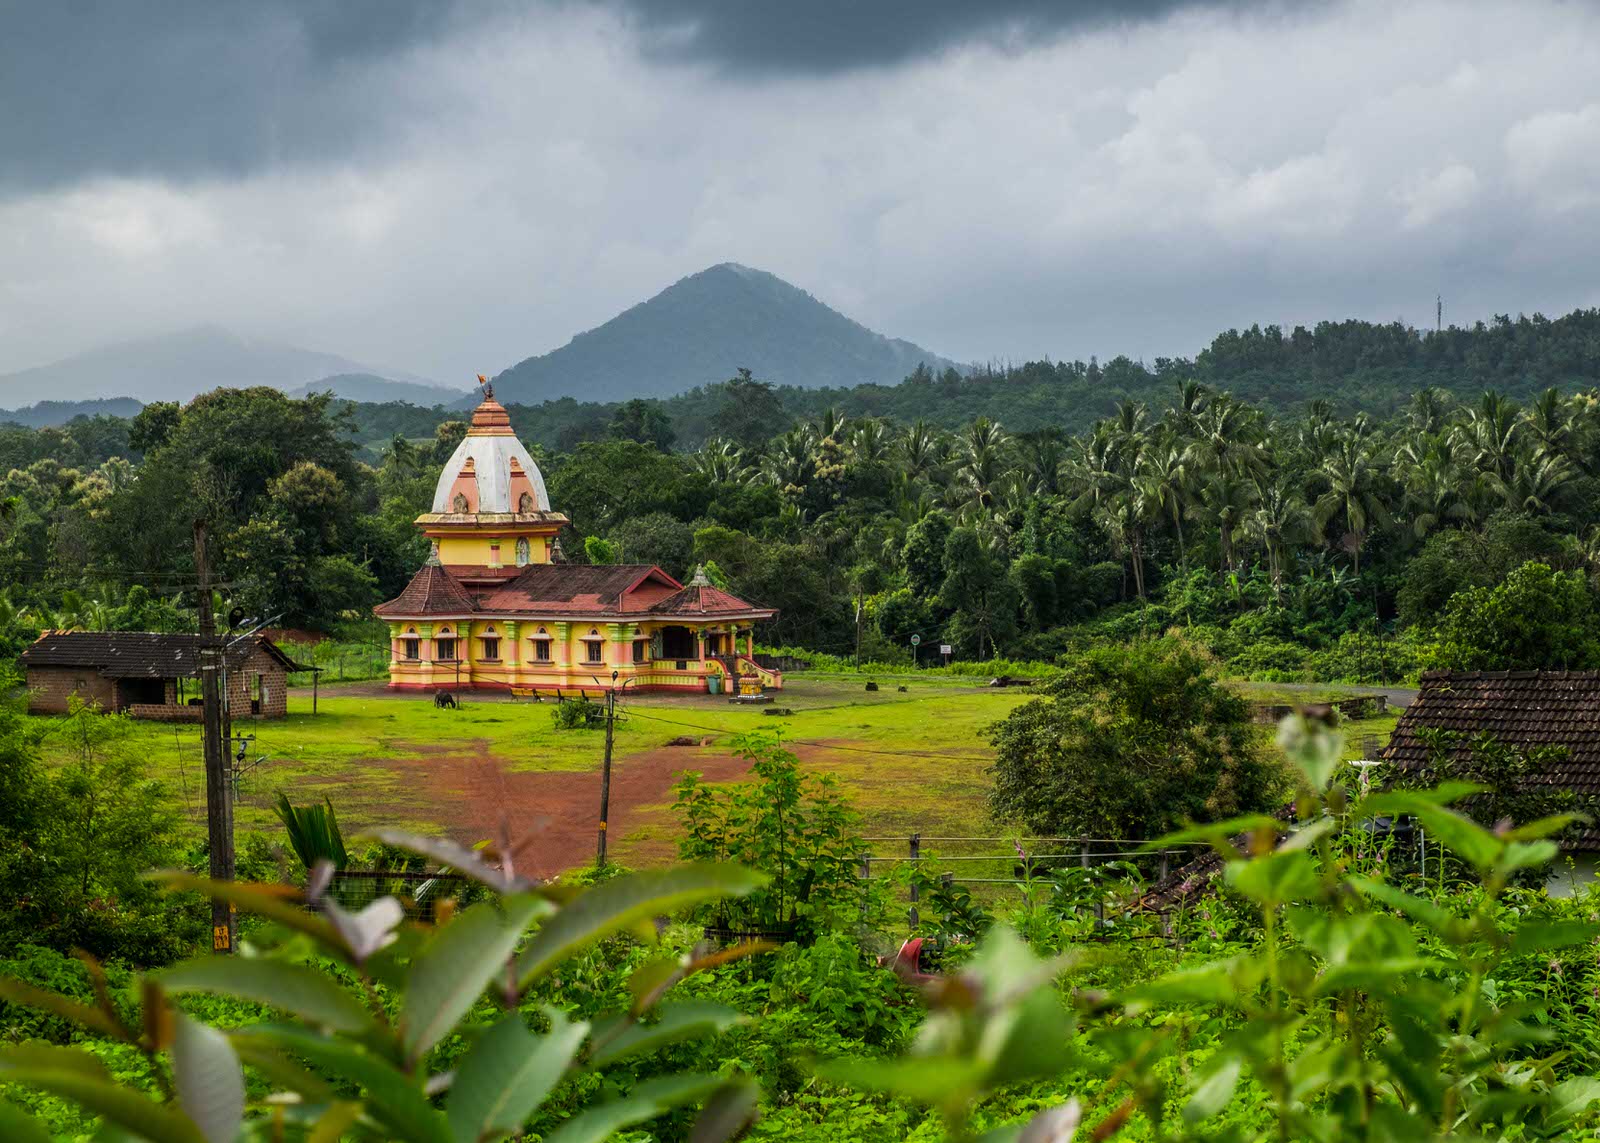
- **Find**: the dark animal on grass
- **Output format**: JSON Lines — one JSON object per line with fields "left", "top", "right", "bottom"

{"left": 434, "top": 691, "right": 458, "bottom": 710}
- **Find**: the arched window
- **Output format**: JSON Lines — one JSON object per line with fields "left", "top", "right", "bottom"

{"left": 402, "top": 626, "right": 420, "bottom": 661}
{"left": 436, "top": 626, "right": 457, "bottom": 661}
{"left": 481, "top": 625, "right": 500, "bottom": 661}
{"left": 581, "top": 627, "right": 605, "bottom": 664}
{"left": 531, "top": 625, "right": 553, "bottom": 663}
{"left": 515, "top": 536, "right": 531, "bottom": 566}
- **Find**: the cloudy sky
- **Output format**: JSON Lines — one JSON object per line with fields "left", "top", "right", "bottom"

{"left": 5, "top": 0, "right": 1600, "bottom": 382}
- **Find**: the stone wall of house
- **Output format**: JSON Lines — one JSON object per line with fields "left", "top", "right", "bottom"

{"left": 25, "top": 646, "right": 291, "bottom": 720}
{"left": 222, "top": 647, "right": 290, "bottom": 719}
{"left": 25, "top": 667, "right": 117, "bottom": 715}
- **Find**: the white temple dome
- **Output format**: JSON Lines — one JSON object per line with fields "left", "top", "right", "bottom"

{"left": 430, "top": 395, "right": 551, "bottom": 514}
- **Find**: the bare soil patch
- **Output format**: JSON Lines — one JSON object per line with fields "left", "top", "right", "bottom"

{"left": 366, "top": 743, "right": 752, "bottom": 878}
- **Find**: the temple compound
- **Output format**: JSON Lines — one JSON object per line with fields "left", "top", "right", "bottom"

{"left": 376, "top": 390, "right": 781, "bottom": 694}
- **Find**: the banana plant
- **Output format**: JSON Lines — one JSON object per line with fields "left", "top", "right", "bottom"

{"left": 0, "top": 835, "right": 769, "bottom": 1143}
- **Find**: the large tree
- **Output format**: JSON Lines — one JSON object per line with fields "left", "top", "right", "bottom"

{"left": 987, "top": 638, "right": 1282, "bottom": 840}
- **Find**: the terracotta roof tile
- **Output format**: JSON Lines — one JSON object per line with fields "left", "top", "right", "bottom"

{"left": 374, "top": 564, "right": 478, "bottom": 618}
{"left": 1382, "top": 669, "right": 1600, "bottom": 849}
{"left": 20, "top": 632, "right": 305, "bottom": 677}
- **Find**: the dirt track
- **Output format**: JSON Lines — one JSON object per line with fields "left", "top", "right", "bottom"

{"left": 369, "top": 741, "right": 752, "bottom": 878}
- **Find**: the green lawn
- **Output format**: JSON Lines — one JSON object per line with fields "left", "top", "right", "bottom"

{"left": 33, "top": 673, "right": 1404, "bottom": 876}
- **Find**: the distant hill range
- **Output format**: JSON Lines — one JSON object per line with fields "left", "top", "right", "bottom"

{"left": 289, "top": 373, "right": 468, "bottom": 407}
{"left": 0, "top": 326, "right": 463, "bottom": 409}
{"left": 0, "top": 397, "right": 145, "bottom": 428}
{"left": 490, "top": 263, "right": 962, "bottom": 404}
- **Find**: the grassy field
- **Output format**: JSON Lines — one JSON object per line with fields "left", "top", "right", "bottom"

{"left": 34, "top": 672, "right": 1402, "bottom": 877}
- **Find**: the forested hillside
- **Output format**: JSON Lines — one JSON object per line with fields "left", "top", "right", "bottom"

{"left": 326, "top": 308, "right": 1600, "bottom": 455}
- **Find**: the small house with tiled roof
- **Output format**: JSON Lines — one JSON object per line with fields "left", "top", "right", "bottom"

{"left": 374, "top": 387, "right": 781, "bottom": 694}
{"left": 20, "top": 631, "right": 306, "bottom": 720}
{"left": 1383, "top": 669, "right": 1600, "bottom": 888}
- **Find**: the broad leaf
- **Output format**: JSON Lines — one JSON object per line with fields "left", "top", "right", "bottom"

{"left": 1183, "top": 1057, "right": 1242, "bottom": 1123}
{"left": 0, "top": 1043, "right": 112, "bottom": 1079}
{"left": 0, "top": 1100, "right": 51, "bottom": 1143}
{"left": 171, "top": 1014, "right": 244, "bottom": 1143}
{"left": 403, "top": 895, "right": 548, "bottom": 1064}
{"left": 447, "top": 1011, "right": 588, "bottom": 1143}
{"left": 1224, "top": 850, "right": 1320, "bottom": 907}
{"left": 1146, "top": 815, "right": 1281, "bottom": 850}
{"left": 1508, "top": 920, "right": 1600, "bottom": 956}
{"left": 1347, "top": 876, "right": 1461, "bottom": 937}
{"left": 364, "top": 829, "right": 538, "bottom": 893}
{"left": 0, "top": 1070, "right": 207, "bottom": 1143}
{"left": 0, "top": 976, "right": 131, "bottom": 1041}
{"left": 689, "top": 1078, "right": 761, "bottom": 1143}
{"left": 588, "top": 1002, "right": 743, "bottom": 1066}
{"left": 307, "top": 1102, "right": 363, "bottom": 1143}
{"left": 540, "top": 1074, "right": 732, "bottom": 1143}
{"left": 515, "top": 865, "right": 765, "bottom": 988}
{"left": 815, "top": 1056, "right": 988, "bottom": 1106}
{"left": 148, "top": 874, "right": 341, "bottom": 949}
{"left": 159, "top": 955, "right": 371, "bottom": 1034}
{"left": 323, "top": 896, "right": 405, "bottom": 964}
{"left": 234, "top": 1026, "right": 450, "bottom": 1143}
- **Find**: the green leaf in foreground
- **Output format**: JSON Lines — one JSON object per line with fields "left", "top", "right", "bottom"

{"left": 0, "top": 1071, "right": 206, "bottom": 1143}
{"left": 171, "top": 1014, "right": 244, "bottom": 1143}
{"left": 541, "top": 1074, "right": 728, "bottom": 1143}
{"left": 403, "top": 895, "right": 548, "bottom": 1064}
{"left": 0, "top": 1100, "right": 51, "bottom": 1143}
{"left": 515, "top": 865, "right": 766, "bottom": 988}
{"left": 588, "top": 1001, "right": 743, "bottom": 1066}
{"left": 447, "top": 1010, "right": 588, "bottom": 1143}
{"left": 158, "top": 955, "right": 372, "bottom": 1034}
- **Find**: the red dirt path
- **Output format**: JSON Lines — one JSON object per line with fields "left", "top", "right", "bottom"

{"left": 368, "top": 742, "right": 752, "bottom": 878}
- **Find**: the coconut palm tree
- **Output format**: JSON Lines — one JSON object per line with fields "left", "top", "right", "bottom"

{"left": 897, "top": 419, "right": 946, "bottom": 483}
{"left": 1464, "top": 391, "right": 1523, "bottom": 485}
{"left": 1188, "top": 471, "right": 1258, "bottom": 573}
{"left": 1248, "top": 479, "right": 1313, "bottom": 598}
{"left": 1138, "top": 445, "right": 1190, "bottom": 571}
{"left": 1311, "top": 436, "right": 1392, "bottom": 574}
{"left": 693, "top": 438, "right": 752, "bottom": 485}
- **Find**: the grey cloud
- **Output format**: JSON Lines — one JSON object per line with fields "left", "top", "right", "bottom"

{"left": 0, "top": 0, "right": 481, "bottom": 191}
{"left": 620, "top": 0, "right": 1244, "bottom": 72}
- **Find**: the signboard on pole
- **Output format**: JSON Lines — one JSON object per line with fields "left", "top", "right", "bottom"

{"left": 939, "top": 644, "right": 952, "bottom": 655}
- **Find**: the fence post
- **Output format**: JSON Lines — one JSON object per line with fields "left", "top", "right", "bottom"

{"left": 907, "top": 833, "right": 921, "bottom": 930}
{"left": 1159, "top": 850, "right": 1171, "bottom": 882}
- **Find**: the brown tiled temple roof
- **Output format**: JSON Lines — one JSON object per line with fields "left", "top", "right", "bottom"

{"left": 20, "top": 632, "right": 306, "bottom": 677}
{"left": 1381, "top": 669, "right": 1600, "bottom": 849}
{"left": 374, "top": 563, "right": 478, "bottom": 618}
{"left": 478, "top": 565, "right": 681, "bottom": 615}
{"left": 647, "top": 581, "right": 776, "bottom": 619}
{"left": 377, "top": 560, "right": 777, "bottom": 622}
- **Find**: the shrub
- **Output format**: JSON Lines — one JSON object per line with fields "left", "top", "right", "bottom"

{"left": 551, "top": 695, "right": 604, "bottom": 729}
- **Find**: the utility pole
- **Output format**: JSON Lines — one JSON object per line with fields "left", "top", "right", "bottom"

{"left": 192, "top": 521, "right": 236, "bottom": 954}
{"left": 596, "top": 671, "right": 617, "bottom": 868}
{"left": 854, "top": 592, "right": 863, "bottom": 669}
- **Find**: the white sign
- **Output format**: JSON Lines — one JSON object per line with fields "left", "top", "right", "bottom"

{"left": 909, "top": 634, "right": 921, "bottom": 646}
{"left": 939, "top": 644, "right": 953, "bottom": 655}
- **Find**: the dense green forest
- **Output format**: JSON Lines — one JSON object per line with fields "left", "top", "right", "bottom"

{"left": 7, "top": 309, "right": 1600, "bottom": 676}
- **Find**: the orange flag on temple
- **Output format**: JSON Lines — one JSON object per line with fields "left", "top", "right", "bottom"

{"left": 477, "top": 373, "right": 488, "bottom": 386}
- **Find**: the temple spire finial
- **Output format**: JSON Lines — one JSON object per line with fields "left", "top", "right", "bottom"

{"left": 688, "top": 564, "right": 712, "bottom": 587}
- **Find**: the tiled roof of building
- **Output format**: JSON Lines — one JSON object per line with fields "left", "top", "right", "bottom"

{"left": 375, "top": 563, "right": 479, "bottom": 618}
{"left": 20, "top": 632, "right": 305, "bottom": 677}
{"left": 647, "top": 581, "right": 776, "bottom": 619}
{"left": 376, "top": 559, "right": 778, "bottom": 622}
{"left": 1381, "top": 669, "right": 1600, "bottom": 849}
{"left": 477, "top": 564, "right": 680, "bottom": 615}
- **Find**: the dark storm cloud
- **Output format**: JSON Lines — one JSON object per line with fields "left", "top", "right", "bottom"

{"left": 620, "top": 0, "right": 1251, "bottom": 72}
{"left": 3, "top": 0, "right": 1268, "bottom": 192}
{"left": 0, "top": 0, "right": 479, "bottom": 191}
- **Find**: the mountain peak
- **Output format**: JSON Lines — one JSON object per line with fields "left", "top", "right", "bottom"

{"left": 492, "top": 265, "right": 956, "bottom": 404}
